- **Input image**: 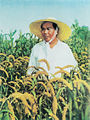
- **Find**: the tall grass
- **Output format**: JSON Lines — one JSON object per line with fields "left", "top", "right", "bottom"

{"left": 0, "top": 21, "right": 90, "bottom": 120}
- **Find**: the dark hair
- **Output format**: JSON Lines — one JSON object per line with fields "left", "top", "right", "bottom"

{"left": 41, "top": 21, "right": 59, "bottom": 32}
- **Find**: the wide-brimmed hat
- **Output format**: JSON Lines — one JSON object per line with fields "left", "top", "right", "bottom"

{"left": 29, "top": 18, "right": 71, "bottom": 41}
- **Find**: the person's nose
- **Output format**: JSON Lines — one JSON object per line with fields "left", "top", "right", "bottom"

{"left": 44, "top": 29, "right": 48, "bottom": 34}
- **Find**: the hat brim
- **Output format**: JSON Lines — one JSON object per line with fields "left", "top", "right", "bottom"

{"left": 29, "top": 19, "right": 71, "bottom": 41}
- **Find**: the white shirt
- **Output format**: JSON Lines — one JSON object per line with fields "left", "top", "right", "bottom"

{"left": 27, "top": 40, "right": 78, "bottom": 76}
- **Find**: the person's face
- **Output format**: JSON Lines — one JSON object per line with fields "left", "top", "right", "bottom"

{"left": 41, "top": 22, "right": 56, "bottom": 42}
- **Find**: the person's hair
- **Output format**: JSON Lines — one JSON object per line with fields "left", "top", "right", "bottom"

{"left": 41, "top": 21, "right": 59, "bottom": 32}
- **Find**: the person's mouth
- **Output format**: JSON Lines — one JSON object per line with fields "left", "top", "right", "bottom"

{"left": 44, "top": 36, "right": 49, "bottom": 39}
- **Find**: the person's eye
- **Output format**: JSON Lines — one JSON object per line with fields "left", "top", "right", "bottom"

{"left": 41, "top": 28, "right": 45, "bottom": 31}
{"left": 47, "top": 28, "right": 50, "bottom": 30}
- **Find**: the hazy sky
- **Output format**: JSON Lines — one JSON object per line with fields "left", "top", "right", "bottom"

{"left": 0, "top": 0, "right": 90, "bottom": 34}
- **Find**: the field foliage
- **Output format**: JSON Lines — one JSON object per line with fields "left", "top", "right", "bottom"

{"left": 0, "top": 21, "right": 90, "bottom": 120}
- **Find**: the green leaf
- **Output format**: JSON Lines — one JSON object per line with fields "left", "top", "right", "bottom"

{"left": 85, "top": 105, "right": 90, "bottom": 120}
{"left": 1, "top": 113, "right": 10, "bottom": 120}
{"left": 0, "top": 109, "right": 18, "bottom": 120}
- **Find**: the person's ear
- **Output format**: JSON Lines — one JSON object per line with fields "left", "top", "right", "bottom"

{"left": 55, "top": 30, "right": 58, "bottom": 35}
{"left": 55, "top": 27, "right": 58, "bottom": 35}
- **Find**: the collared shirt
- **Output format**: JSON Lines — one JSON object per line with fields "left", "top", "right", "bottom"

{"left": 27, "top": 40, "right": 78, "bottom": 76}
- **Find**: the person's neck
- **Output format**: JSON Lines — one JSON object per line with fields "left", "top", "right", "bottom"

{"left": 49, "top": 38, "right": 58, "bottom": 48}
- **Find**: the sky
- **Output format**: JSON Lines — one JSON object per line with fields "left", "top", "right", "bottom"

{"left": 0, "top": 0, "right": 90, "bottom": 34}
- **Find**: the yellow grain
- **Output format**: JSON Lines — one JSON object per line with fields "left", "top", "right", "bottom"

{"left": 16, "top": 78, "right": 24, "bottom": 85}
{"left": 59, "top": 96, "right": 65, "bottom": 104}
{"left": 73, "top": 53, "right": 79, "bottom": 61}
{"left": 85, "top": 63, "right": 89, "bottom": 65}
{"left": 82, "top": 55, "right": 88, "bottom": 59}
{"left": 81, "top": 51, "right": 88, "bottom": 55}
{"left": 7, "top": 101, "right": 15, "bottom": 120}
{"left": 27, "top": 65, "right": 36, "bottom": 69}
{"left": 81, "top": 64, "right": 85, "bottom": 67}
{"left": 24, "top": 81, "right": 32, "bottom": 86}
{"left": 9, "top": 92, "right": 22, "bottom": 99}
{"left": 75, "top": 79, "right": 90, "bottom": 92}
{"left": 35, "top": 71, "right": 48, "bottom": 78}
{"left": 62, "top": 104, "right": 69, "bottom": 120}
{"left": 8, "top": 85, "right": 17, "bottom": 92}
{"left": 37, "top": 82, "right": 49, "bottom": 92}
{"left": 54, "top": 70, "right": 70, "bottom": 77}
{"left": 87, "top": 77, "right": 90, "bottom": 81}
{"left": 74, "top": 75, "right": 80, "bottom": 90}
{"left": 73, "top": 81, "right": 77, "bottom": 88}
{"left": 52, "top": 96, "right": 58, "bottom": 115}
{"left": 55, "top": 66, "right": 63, "bottom": 70}
{"left": 49, "top": 113, "right": 59, "bottom": 120}
{"left": 80, "top": 66, "right": 86, "bottom": 72}
{"left": 62, "top": 65, "right": 74, "bottom": 69}
{"left": 23, "top": 56, "right": 29, "bottom": 59}
{"left": 0, "top": 98, "right": 5, "bottom": 102}
{"left": 8, "top": 81, "right": 20, "bottom": 88}
{"left": 0, "top": 79, "right": 2, "bottom": 86}
{"left": 27, "top": 65, "right": 36, "bottom": 73}
{"left": 85, "top": 47, "right": 88, "bottom": 51}
{"left": 0, "top": 66, "right": 9, "bottom": 78}
{"left": 16, "top": 72, "right": 20, "bottom": 75}
{"left": 74, "top": 74, "right": 79, "bottom": 80}
{"left": 37, "top": 66, "right": 48, "bottom": 72}
{"left": 14, "top": 59, "right": 21, "bottom": 63}
{"left": 0, "top": 76, "right": 6, "bottom": 82}
{"left": 23, "top": 76, "right": 33, "bottom": 82}
{"left": 8, "top": 55, "right": 15, "bottom": 61}
{"left": 58, "top": 83, "right": 62, "bottom": 88}
{"left": 23, "top": 56, "right": 29, "bottom": 62}
{"left": 47, "top": 82, "right": 55, "bottom": 96}
{"left": 38, "top": 59, "right": 50, "bottom": 71}
{"left": 25, "top": 107, "right": 31, "bottom": 116}
{"left": 76, "top": 71, "right": 81, "bottom": 79}
{"left": 0, "top": 61, "right": 13, "bottom": 68}
{"left": 49, "top": 78, "right": 73, "bottom": 90}
{"left": 0, "top": 53, "right": 6, "bottom": 56}
{"left": 17, "top": 57, "right": 25, "bottom": 61}
{"left": 44, "top": 92, "right": 51, "bottom": 97}
{"left": 78, "top": 83, "right": 80, "bottom": 90}
{"left": 9, "top": 92, "right": 32, "bottom": 110}
{"left": 32, "top": 103, "right": 37, "bottom": 114}
{"left": 24, "top": 92, "right": 37, "bottom": 114}
{"left": 24, "top": 92, "right": 35, "bottom": 105}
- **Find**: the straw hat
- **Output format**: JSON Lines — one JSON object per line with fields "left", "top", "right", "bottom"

{"left": 29, "top": 18, "right": 71, "bottom": 41}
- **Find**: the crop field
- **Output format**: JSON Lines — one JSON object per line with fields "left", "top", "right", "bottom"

{"left": 0, "top": 21, "right": 90, "bottom": 120}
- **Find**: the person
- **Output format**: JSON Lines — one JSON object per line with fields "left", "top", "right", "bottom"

{"left": 27, "top": 18, "right": 78, "bottom": 76}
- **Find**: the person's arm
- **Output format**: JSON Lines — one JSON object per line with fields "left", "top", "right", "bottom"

{"left": 67, "top": 46, "right": 78, "bottom": 66}
{"left": 64, "top": 44, "right": 78, "bottom": 72}
{"left": 27, "top": 47, "right": 38, "bottom": 75}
